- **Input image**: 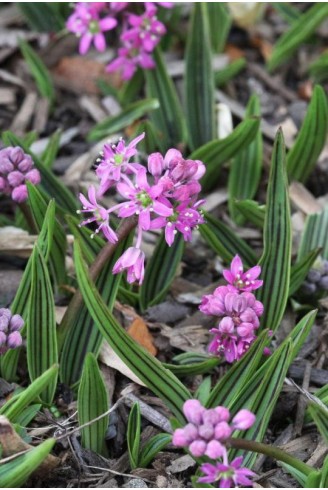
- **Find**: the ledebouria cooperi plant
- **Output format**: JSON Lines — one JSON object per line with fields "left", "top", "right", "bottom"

{"left": 0, "top": 308, "right": 24, "bottom": 355}
{"left": 77, "top": 132, "right": 205, "bottom": 285}
{"left": 200, "top": 255, "right": 264, "bottom": 363}
{"left": 0, "top": 146, "right": 41, "bottom": 202}
{"left": 172, "top": 400, "right": 256, "bottom": 488}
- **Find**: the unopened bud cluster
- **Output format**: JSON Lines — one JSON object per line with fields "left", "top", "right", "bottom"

{"left": 0, "top": 308, "right": 24, "bottom": 355}
{"left": 302, "top": 258, "right": 328, "bottom": 296}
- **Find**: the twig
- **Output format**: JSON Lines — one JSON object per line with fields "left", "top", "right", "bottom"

{"left": 123, "top": 393, "right": 172, "bottom": 433}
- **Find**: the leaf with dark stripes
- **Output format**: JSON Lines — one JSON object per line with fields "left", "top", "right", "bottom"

{"left": 289, "top": 248, "right": 321, "bottom": 296}
{"left": 256, "top": 130, "right": 292, "bottom": 332}
{"left": 298, "top": 206, "right": 328, "bottom": 260}
{"left": 139, "top": 233, "right": 184, "bottom": 312}
{"left": 139, "top": 433, "right": 172, "bottom": 468}
{"left": 78, "top": 353, "right": 109, "bottom": 456}
{"left": 234, "top": 199, "right": 265, "bottom": 228}
{"left": 199, "top": 211, "right": 257, "bottom": 267}
{"left": 191, "top": 118, "right": 260, "bottom": 191}
{"left": 27, "top": 246, "right": 58, "bottom": 404}
{"left": 74, "top": 241, "right": 190, "bottom": 423}
{"left": 207, "top": 3, "right": 231, "bottom": 53}
{"left": 287, "top": 85, "right": 328, "bottom": 183}
{"left": 308, "top": 403, "right": 328, "bottom": 445}
{"left": 228, "top": 95, "right": 263, "bottom": 225}
{"left": 185, "top": 3, "right": 215, "bottom": 151}
{"left": 127, "top": 402, "right": 141, "bottom": 469}
{"left": 145, "top": 48, "right": 186, "bottom": 150}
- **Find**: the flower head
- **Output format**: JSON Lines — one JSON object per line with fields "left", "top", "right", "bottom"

{"left": 199, "top": 457, "right": 255, "bottom": 487}
{"left": 122, "top": 3, "right": 166, "bottom": 53}
{"left": 0, "top": 309, "right": 24, "bottom": 355}
{"left": 223, "top": 255, "right": 262, "bottom": 292}
{"left": 0, "top": 146, "right": 40, "bottom": 202}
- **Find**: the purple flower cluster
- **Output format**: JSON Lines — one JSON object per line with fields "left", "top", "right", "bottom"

{"left": 78, "top": 132, "right": 205, "bottom": 285}
{"left": 0, "top": 308, "right": 24, "bottom": 355}
{"left": 200, "top": 255, "right": 264, "bottom": 363}
{"left": 66, "top": 2, "right": 173, "bottom": 80}
{"left": 172, "top": 400, "right": 256, "bottom": 488}
{"left": 0, "top": 147, "right": 41, "bottom": 203}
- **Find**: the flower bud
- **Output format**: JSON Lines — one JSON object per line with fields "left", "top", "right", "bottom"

{"left": 232, "top": 409, "right": 255, "bottom": 430}
{"left": 214, "top": 421, "right": 232, "bottom": 440}
{"left": 202, "top": 409, "right": 219, "bottom": 426}
{"left": 198, "top": 424, "right": 214, "bottom": 440}
{"left": 172, "top": 428, "right": 188, "bottom": 447}
{"left": 148, "top": 152, "right": 164, "bottom": 177}
{"left": 189, "top": 439, "right": 206, "bottom": 457}
{"left": 10, "top": 314, "right": 24, "bottom": 332}
{"left": 204, "top": 440, "right": 225, "bottom": 459}
{"left": 12, "top": 185, "right": 28, "bottom": 203}
{"left": 214, "top": 406, "right": 230, "bottom": 422}
{"left": 7, "top": 331, "right": 22, "bottom": 349}
{"left": 183, "top": 423, "right": 198, "bottom": 442}
{"left": 183, "top": 399, "right": 205, "bottom": 425}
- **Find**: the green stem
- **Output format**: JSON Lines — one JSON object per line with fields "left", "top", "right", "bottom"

{"left": 57, "top": 216, "right": 138, "bottom": 349}
{"left": 229, "top": 437, "right": 313, "bottom": 476}
{"left": 19, "top": 202, "right": 38, "bottom": 234}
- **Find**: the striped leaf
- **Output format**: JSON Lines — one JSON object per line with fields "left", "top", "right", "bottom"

{"left": 287, "top": 85, "right": 328, "bottom": 183}
{"left": 0, "top": 438, "right": 55, "bottom": 488}
{"left": 139, "top": 433, "right": 172, "bottom": 468}
{"left": 289, "top": 248, "right": 321, "bottom": 296}
{"left": 1, "top": 131, "right": 77, "bottom": 214}
{"left": 42, "top": 129, "right": 61, "bottom": 169}
{"left": 87, "top": 98, "right": 160, "bottom": 141}
{"left": 127, "top": 402, "right": 141, "bottom": 469}
{"left": 74, "top": 241, "right": 191, "bottom": 423}
{"left": 185, "top": 3, "right": 215, "bottom": 151}
{"left": 78, "top": 353, "right": 109, "bottom": 456}
{"left": 228, "top": 95, "right": 263, "bottom": 225}
{"left": 139, "top": 233, "right": 184, "bottom": 312}
{"left": 163, "top": 357, "right": 220, "bottom": 377}
{"left": 191, "top": 118, "right": 260, "bottom": 192}
{"left": 308, "top": 403, "right": 328, "bottom": 445}
{"left": 310, "top": 52, "right": 328, "bottom": 83}
{"left": 268, "top": 4, "right": 328, "bottom": 71}
{"left": 199, "top": 211, "right": 258, "bottom": 267}
{"left": 298, "top": 206, "right": 328, "bottom": 260}
{"left": 234, "top": 199, "right": 265, "bottom": 228}
{"left": 27, "top": 183, "right": 67, "bottom": 287}
{"left": 27, "top": 246, "right": 58, "bottom": 404}
{"left": 256, "top": 130, "right": 292, "bottom": 332}
{"left": 145, "top": 48, "right": 186, "bottom": 149}
{"left": 207, "top": 3, "right": 231, "bottom": 53}
{"left": 59, "top": 232, "right": 132, "bottom": 386}
{"left": 215, "top": 58, "right": 246, "bottom": 87}
{"left": 272, "top": 2, "right": 301, "bottom": 23}
{"left": 0, "top": 365, "right": 59, "bottom": 422}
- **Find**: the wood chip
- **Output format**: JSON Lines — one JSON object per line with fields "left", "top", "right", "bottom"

{"left": 33, "top": 97, "right": 50, "bottom": 134}
{"left": 10, "top": 91, "right": 38, "bottom": 135}
{"left": 0, "top": 87, "right": 15, "bottom": 105}
{"left": 79, "top": 95, "right": 108, "bottom": 122}
{"left": 123, "top": 393, "right": 172, "bottom": 433}
{"left": 289, "top": 181, "right": 323, "bottom": 215}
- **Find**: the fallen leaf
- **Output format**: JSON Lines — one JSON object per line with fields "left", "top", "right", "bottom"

{"left": 127, "top": 317, "right": 157, "bottom": 356}
{"left": 250, "top": 35, "right": 273, "bottom": 62}
{"left": 225, "top": 44, "right": 245, "bottom": 61}
{"left": 99, "top": 341, "right": 145, "bottom": 386}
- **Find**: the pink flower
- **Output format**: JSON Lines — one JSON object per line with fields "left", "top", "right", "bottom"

{"left": 106, "top": 39, "right": 155, "bottom": 80}
{"left": 112, "top": 246, "right": 145, "bottom": 284}
{"left": 0, "top": 146, "right": 40, "bottom": 203}
{"left": 199, "top": 457, "right": 256, "bottom": 487}
{"left": 223, "top": 255, "right": 263, "bottom": 292}
{"left": 96, "top": 133, "right": 145, "bottom": 195}
{"left": 0, "top": 308, "right": 24, "bottom": 355}
{"left": 66, "top": 2, "right": 117, "bottom": 55}
{"left": 232, "top": 409, "right": 256, "bottom": 430}
{"left": 122, "top": 3, "right": 166, "bottom": 53}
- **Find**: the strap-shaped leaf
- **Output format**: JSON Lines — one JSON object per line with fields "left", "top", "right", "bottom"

{"left": 59, "top": 232, "right": 132, "bottom": 385}
{"left": 27, "top": 183, "right": 67, "bottom": 287}
{"left": 74, "top": 241, "right": 190, "bottom": 423}
{"left": 127, "top": 402, "right": 141, "bottom": 469}
{"left": 42, "top": 129, "right": 61, "bottom": 169}
{"left": 0, "top": 438, "right": 55, "bottom": 488}
{"left": 307, "top": 403, "right": 328, "bottom": 445}
{"left": 256, "top": 130, "right": 292, "bottom": 332}
{"left": 0, "top": 365, "right": 59, "bottom": 421}
{"left": 268, "top": 4, "right": 328, "bottom": 71}
{"left": 310, "top": 52, "right": 328, "bottom": 83}
{"left": 287, "top": 85, "right": 328, "bottom": 182}
{"left": 139, "top": 433, "right": 172, "bottom": 468}
{"left": 145, "top": 48, "right": 186, "bottom": 149}
{"left": 228, "top": 95, "right": 263, "bottom": 225}
{"left": 18, "top": 3, "right": 68, "bottom": 31}
{"left": 298, "top": 206, "right": 328, "bottom": 260}
{"left": 234, "top": 199, "right": 265, "bottom": 228}
{"left": 289, "top": 248, "right": 321, "bottom": 296}
{"left": 191, "top": 118, "right": 260, "bottom": 191}
{"left": 199, "top": 211, "right": 257, "bottom": 266}
{"left": 215, "top": 58, "right": 246, "bottom": 87}
{"left": 185, "top": 3, "right": 215, "bottom": 151}
{"left": 272, "top": 2, "right": 301, "bottom": 23}
{"left": 87, "top": 98, "right": 160, "bottom": 141}
{"left": 27, "top": 246, "right": 58, "bottom": 404}
{"left": 207, "top": 3, "right": 231, "bottom": 53}
{"left": 1, "top": 131, "right": 77, "bottom": 214}
{"left": 139, "top": 233, "right": 184, "bottom": 312}
{"left": 78, "top": 353, "right": 109, "bottom": 456}
{"left": 163, "top": 357, "right": 220, "bottom": 377}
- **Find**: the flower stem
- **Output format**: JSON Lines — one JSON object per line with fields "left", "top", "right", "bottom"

{"left": 19, "top": 202, "right": 38, "bottom": 234}
{"left": 228, "top": 437, "right": 313, "bottom": 476}
{"left": 57, "top": 216, "right": 138, "bottom": 349}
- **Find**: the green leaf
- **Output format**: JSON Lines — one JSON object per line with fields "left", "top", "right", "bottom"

{"left": 191, "top": 118, "right": 260, "bottom": 192}
{"left": 215, "top": 58, "right": 246, "bottom": 87}
{"left": 19, "top": 40, "right": 54, "bottom": 102}
{"left": 0, "top": 365, "right": 59, "bottom": 422}
{"left": 41, "top": 129, "right": 61, "bottom": 169}
{"left": 304, "top": 470, "right": 322, "bottom": 489}
{"left": 308, "top": 402, "right": 328, "bottom": 445}
{"left": 27, "top": 246, "right": 58, "bottom": 404}
{"left": 145, "top": 48, "right": 186, "bottom": 149}
{"left": 309, "top": 52, "right": 328, "bottom": 83}
{"left": 18, "top": 2, "right": 68, "bottom": 31}
{"left": 163, "top": 357, "right": 220, "bottom": 377}
{"left": 256, "top": 130, "right": 292, "bottom": 332}
{"left": 140, "top": 233, "right": 184, "bottom": 312}
{"left": 74, "top": 241, "right": 191, "bottom": 423}
{"left": 233, "top": 199, "right": 265, "bottom": 228}
{"left": 27, "top": 183, "right": 67, "bottom": 287}
{"left": 298, "top": 206, "right": 328, "bottom": 260}
{"left": 228, "top": 95, "right": 263, "bottom": 225}
{"left": 14, "top": 404, "right": 42, "bottom": 428}
{"left": 139, "top": 433, "right": 172, "bottom": 468}
{"left": 199, "top": 211, "right": 258, "bottom": 267}
{"left": 87, "top": 99, "right": 160, "bottom": 141}
{"left": 118, "top": 69, "right": 145, "bottom": 107}
{"left": 268, "top": 4, "right": 328, "bottom": 71}
{"left": 195, "top": 377, "right": 212, "bottom": 405}
{"left": 272, "top": 3, "right": 301, "bottom": 24}
{"left": 78, "top": 353, "right": 109, "bottom": 456}
{"left": 0, "top": 438, "right": 56, "bottom": 488}
{"left": 1, "top": 131, "right": 78, "bottom": 215}
{"left": 207, "top": 3, "right": 231, "bottom": 53}
{"left": 289, "top": 248, "right": 321, "bottom": 296}
{"left": 127, "top": 402, "right": 141, "bottom": 469}
{"left": 185, "top": 3, "right": 215, "bottom": 150}
{"left": 287, "top": 85, "right": 328, "bottom": 183}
